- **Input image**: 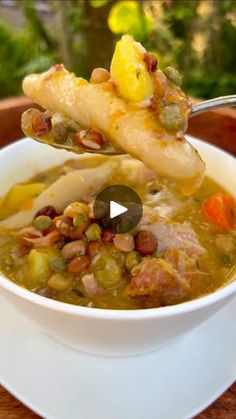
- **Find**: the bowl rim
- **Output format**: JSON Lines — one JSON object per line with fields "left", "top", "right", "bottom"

{"left": 0, "top": 137, "right": 235, "bottom": 320}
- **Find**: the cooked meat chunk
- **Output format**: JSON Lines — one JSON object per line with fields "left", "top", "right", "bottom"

{"left": 140, "top": 207, "right": 206, "bottom": 258}
{"left": 125, "top": 248, "right": 207, "bottom": 305}
{"left": 125, "top": 256, "right": 190, "bottom": 305}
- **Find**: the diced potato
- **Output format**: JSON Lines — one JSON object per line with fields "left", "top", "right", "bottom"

{"left": 110, "top": 35, "right": 153, "bottom": 102}
{"left": 27, "top": 249, "right": 51, "bottom": 288}
{"left": 47, "top": 273, "right": 71, "bottom": 292}
{"left": 0, "top": 183, "right": 45, "bottom": 219}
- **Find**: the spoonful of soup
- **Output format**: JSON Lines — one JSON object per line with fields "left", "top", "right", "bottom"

{"left": 22, "top": 35, "right": 207, "bottom": 195}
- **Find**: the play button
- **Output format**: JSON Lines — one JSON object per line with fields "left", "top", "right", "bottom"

{"left": 93, "top": 185, "right": 143, "bottom": 234}
{"left": 110, "top": 201, "right": 128, "bottom": 219}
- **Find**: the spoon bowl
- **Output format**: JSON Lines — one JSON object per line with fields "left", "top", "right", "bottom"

{"left": 22, "top": 95, "right": 236, "bottom": 156}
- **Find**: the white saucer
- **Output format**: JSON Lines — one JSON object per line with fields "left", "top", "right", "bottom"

{"left": 0, "top": 297, "right": 235, "bottom": 419}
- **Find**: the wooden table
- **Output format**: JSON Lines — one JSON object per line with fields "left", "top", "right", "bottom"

{"left": 0, "top": 97, "right": 235, "bottom": 418}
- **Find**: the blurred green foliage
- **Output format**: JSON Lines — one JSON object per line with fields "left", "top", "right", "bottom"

{"left": 108, "top": 1, "right": 153, "bottom": 41}
{"left": 0, "top": 0, "right": 235, "bottom": 99}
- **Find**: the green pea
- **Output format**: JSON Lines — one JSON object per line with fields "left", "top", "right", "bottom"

{"left": 159, "top": 105, "right": 185, "bottom": 132}
{"left": 73, "top": 213, "right": 89, "bottom": 228}
{"left": 116, "top": 216, "right": 133, "bottom": 234}
{"left": 33, "top": 215, "right": 52, "bottom": 231}
{"left": 163, "top": 66, "right": 182, "bottom": 86}
{"left": 85, "top": 223, "right": 102, "bottom": 241}
{"left": 49, "top": 255, "right": 66, "bottom": 273}
{"left": 220, "top": 254, "right": 232, "bottom": 265}
{"left": 125, "top": 251, "right": 142, "bottom": 271}
{"left": 52, "top": 123, "right": 68, "bottom": 143}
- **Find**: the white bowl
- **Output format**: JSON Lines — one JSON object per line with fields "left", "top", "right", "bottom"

{"left": 0, "top": 137, "right": 236, "bottom": 356}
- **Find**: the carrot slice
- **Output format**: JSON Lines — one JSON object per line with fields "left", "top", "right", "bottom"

{"left": 202, "top": 193, "right": 235, "bottom": 230}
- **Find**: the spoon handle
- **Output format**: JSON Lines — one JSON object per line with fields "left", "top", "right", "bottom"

{"left": 191, "top": 95, "right": 236, "bottom": 116}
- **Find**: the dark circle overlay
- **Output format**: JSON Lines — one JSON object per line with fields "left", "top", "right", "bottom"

{"left": 93, "top": 185, "right": 143, "bottom": 234}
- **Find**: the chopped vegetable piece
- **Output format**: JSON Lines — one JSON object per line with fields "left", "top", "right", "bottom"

{"left": 33, "top": 215, "right": 52, "bottom": 231}
{"left": 202, "top": 193, "right": 235, "bottom": 230}
{"left": 49, "top": 255, "right": 66, "bottom": 273}
{"left": 85, "top": 223, "right": 102, "bottom": 241}
{"left": 110, "top": 34, "right": 153, "bottom": 102}
{"left": 47, "top": 273, "right": 71, "bottom": 292}
{"left": 125, "top": 251, "right": 142, "bottom": 271}
{"left": 27, "top": 249, "right": 51, "bottom": 288}
{"left": 0, "top": 183, "right": 45, "bottom": 219}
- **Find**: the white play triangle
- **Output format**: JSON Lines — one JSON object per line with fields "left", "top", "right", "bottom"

{"left": 109, "top": 200, "right": 128, "bottom": 219}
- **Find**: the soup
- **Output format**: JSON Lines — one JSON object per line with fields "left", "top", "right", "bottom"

{"left": 1, "top": 34, "right": 235, "bottom": 310}
{"left": 0, "top": 156, "right": 235, "bottom": 309}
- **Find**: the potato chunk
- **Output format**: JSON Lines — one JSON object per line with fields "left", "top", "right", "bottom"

{"left": 27, "top": 249, "right": 51, "bottom": 288}
{"left": 0, "top": 183, "right": 45, "bottom": 219}
{"left": 110, "top": 35, "right": 153, "bottom": 102}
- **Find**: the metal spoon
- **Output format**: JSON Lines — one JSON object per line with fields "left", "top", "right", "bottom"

{"left": 190, "top": 94, "right": 236, "bottom": 117}
{"left": 23, "top": 94, "right": 236, "bottom": 155}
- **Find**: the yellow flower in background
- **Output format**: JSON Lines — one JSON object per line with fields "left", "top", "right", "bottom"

{"left": 226, "top": 12, "right": 236, "bottom": 28}
{"left": 197, "top": 1, "right": 214, "bottom": 18}
{"left": 192, "top": 33, "right": 207, "bottom": 58}
{"left": 143, "top": 0, "right": 164, "bottom": 23}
